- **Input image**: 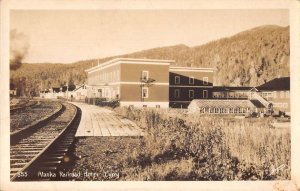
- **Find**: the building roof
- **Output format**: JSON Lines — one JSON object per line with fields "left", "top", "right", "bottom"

{"left": 86, "top": 58, "right": 175, "bottom": 73}
{"left": 73, "top": 84, "right": 86, "bottom": 91}
{"left": 256, "top": 77, "right": 290, "bottom": 91}
{"left": 169, "top": 66, "right": 216, "bottom": 72}
{"left": 213, "top": 86, "right": 257, "bottom": 92}
{"left": 188, "top": 99, "right": 257, "bottom": 109}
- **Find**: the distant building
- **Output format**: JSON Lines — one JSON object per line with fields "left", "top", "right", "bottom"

{"left": 40, "top": 85, "right": 76, "bottom": 99}
{"left": 10, "top": 83, "right": 17, "bottom": 96}
{"left": 68, "top": 84, "right": 88, "bottom": 101}
{"left": 10, "top": 89, "right": 17, "bottom": 96}
{"left": 85, "top": 58, "right": 215, "bottom": 108}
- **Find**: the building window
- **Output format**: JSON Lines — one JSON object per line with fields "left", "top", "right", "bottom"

{"left": 189, "top": 77, "right": 194, "bottom": 85}
{"left": 280, "top": 91, "right": 284, "bottom": 98}
{"left": 203, "top": 77, "right": 209, "bottom": 85}
{"left": 189, "top": 90, "right": 194, "bottom": 98}
{"left": 175, "top": 89, "right": 180, "bottom": 98}
{"left": 283, "top": 103, "right": 288, "bottom": 108}
{"left": 212, "top": 92, "right": 217, "bottom": 98}
{"left": 116, "top": 69, "right": 120, "bottom": 80}
{"left": 175, "top": 76, "right": 180, "bottom": 84}
{"left": 203, "top": 90, "right": 208, "bottom": 98}
{"left": 105, "top": 89, "right": 109, "bottom": 97}
{"left": 98, "top": 89, "right": 102, "bottom": 97}
{"left": 142, "top": 71, "right": 149, "bottom": 81}
{"left": 286, "top": 91, "right": 290, "bottom": 98}
{"left": 156, "top": 105, "right": 160, "bottom": 108}
{"left": 143, "top": 105, "right": 147, "bottom": 108}
{"left": 267, "top": 92, "right": 273, "bottom": 98}
{"left": 142, "top": 87, "right": 149, "bottom": 98}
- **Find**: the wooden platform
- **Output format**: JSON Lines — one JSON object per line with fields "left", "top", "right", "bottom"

{"left": 71, "top": 102, "right": 144, "bottom": 137}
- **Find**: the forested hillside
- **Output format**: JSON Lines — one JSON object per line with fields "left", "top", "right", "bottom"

{"left": 10, "top": 25, "right": 289, "bottom": 96}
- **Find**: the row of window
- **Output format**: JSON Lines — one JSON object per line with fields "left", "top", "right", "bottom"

{"left": 174, "top": 76, "right": 209, "bottom": 85}
{"left": 88, "top": 69, "right": 120, "bottom": 84}
{"left": 174, "top": 89, "right": 208, "bottom": 99}
{"left": 261, "top": 91, "right": 290, "bottom": 99}
{"left": 129, "top": 104, "right": 161, "bottom": 108}
{"left": 212, "top": 92, "right": 248, "bottom": 98}
{"left": 198, "top": 107, "right": 249, "bottom": 114}
{"left": 90, "top": 88, "right": 120, "bottom": 99}
{"left": 272, "top": 102, "right": 289, "bottom": 108}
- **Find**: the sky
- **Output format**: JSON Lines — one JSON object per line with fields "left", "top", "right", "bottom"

{"left": 10, "top": 9, "right": 289, "bottom": 63}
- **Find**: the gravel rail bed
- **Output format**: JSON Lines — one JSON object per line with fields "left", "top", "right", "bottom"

{"left": 63, "top": 137, "right": 141, "bottom": 181}
{"left": 10, "top": 99, "right": 37, "bottom": 111}
{"left": 10, "top": 101, "right": 62, "bottom": 133}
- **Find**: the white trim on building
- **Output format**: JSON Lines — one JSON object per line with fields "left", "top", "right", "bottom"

{"left": 89, "top": 82, "right": 169, "bottom": 86}
{"left": 203, "top": 77, "right": 209, "bottom": 85}
{"left": 175, "top": 76, "right": 180, "bottom": 84}
{"left": 86, "top": 58, "right": 174, "bottom": 73}
{"left": 169, "top": 66, "right": 216, "bottom": 73}
{"left": 120, "top": 101, "right": 169, "bottom": 108}
{"left": 169, "top": 85, "right": 213, "bottom": 88}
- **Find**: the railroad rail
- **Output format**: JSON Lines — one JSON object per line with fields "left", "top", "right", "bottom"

{"left": 10, "top": 102, "right": 80, "bottom": 181}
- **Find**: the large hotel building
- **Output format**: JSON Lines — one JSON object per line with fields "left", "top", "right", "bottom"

{"left": 85, "top": 58, "right": 290, "bottom": 115}
{"left": 85, "top": 58, "right": 214, "bottom": 108}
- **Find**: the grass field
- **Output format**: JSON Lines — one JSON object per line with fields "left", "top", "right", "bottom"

{"left": 69, "top": 107, "right": 290, "bottom": 181}
{"left": 113, "top": 107, "right": 291, "bottom": 180}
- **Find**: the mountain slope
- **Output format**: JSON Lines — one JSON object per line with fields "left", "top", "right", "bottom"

{"left": 10, "top": 25, "right": 289, "bottom": 96}
{"left": 192, "top": 25, "right": 290, "bottom": 86}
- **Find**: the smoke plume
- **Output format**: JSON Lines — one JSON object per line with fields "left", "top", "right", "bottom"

{"left": 10, "top": 29, "right": 29, "bottom": 70}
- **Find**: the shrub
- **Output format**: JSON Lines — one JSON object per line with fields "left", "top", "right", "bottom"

{"left": 115, "top": 107, "right": 291, "bottom": 180}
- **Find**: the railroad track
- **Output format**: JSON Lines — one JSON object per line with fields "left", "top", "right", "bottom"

{"left": 10, "top": 102, "right": 80, "bottom": 181}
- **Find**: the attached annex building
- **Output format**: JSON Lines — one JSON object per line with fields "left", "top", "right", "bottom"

{"left": 188, "top": 77, "right": 290, "bottom": 116}
{"left": 85, "top": 58, "right": 214, "bottom": 108}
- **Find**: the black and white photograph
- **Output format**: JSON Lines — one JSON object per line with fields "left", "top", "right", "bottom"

{"left": 1, "top": 0, "right": 300, "bottom": 190}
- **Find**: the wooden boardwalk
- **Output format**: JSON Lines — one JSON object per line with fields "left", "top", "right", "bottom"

{"left": 71, "top": 102, "right": 144, "bottom": 137}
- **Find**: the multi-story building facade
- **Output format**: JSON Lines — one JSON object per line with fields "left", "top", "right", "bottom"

{"left": 169, "top": 67, "right": 214, "bottom": 108}
{"left": 86, "top": 58, "right": 172, "bottom": 108}
{"left": 86, "top": 58, "right": 215, "bottom": 108}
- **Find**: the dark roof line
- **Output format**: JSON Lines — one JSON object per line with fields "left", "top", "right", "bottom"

{"left": 256, "top": 77, "right": 290, "bottom": 91}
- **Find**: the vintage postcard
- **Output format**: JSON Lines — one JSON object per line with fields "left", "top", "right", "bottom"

{"left": 1, "top": 0, "right": 300, "bottom": 190}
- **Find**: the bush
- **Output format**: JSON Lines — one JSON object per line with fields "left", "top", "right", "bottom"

{"left": 95, "top": 98, "right": 120, "bottom": 108}
{"left": 115, "top": 107, "right": 291, "bottom": 180}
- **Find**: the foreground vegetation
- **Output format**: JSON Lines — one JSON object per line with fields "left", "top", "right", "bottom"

{"left": 113, "top": 107, "right": 290, "bottom": 180}
{"left": 70, "top": 107, "right": 290, "bottom": 181}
